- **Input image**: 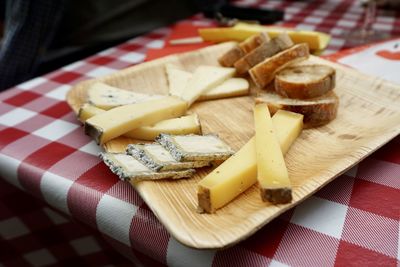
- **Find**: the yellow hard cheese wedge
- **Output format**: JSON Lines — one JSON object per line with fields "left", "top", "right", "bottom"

{"left": 254, "top": 104, "right": 292, "bottom": 204}
{"left": 85, "top": 96, "right": 187, "bottom": 144}
{"left": 198, "top": 110, "right": 303, "bottom": 213}
{"left": 166, "top": 64, "right": 193, "bottom": 97}
{"left": 198, "top": 78, "right": 249, "bottom": 101}
{"left": 181, "top": 66, "right": 235, "bottom": 106}
{"left": 198, "top": 22, "right": 330, "bottom": 51}
{"left": 78, "top": 104, "right": 201, "bottom": 141}
{"left": 124, "top": 114, "right": 201, "bottom": 140}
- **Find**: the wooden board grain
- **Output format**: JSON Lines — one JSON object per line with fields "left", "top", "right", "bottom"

{"left": 67, "top": 42, "right": 400, "bottom": 249}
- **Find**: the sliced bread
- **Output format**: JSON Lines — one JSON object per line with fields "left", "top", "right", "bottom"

{"left": 249, "top": 43, "right": 309, "bottom": 88}
{"left": 234, "top": 33, "right": 294, "bottom": 75}
{"left": 239, "top": 32, "right": 270, "bottom": 53}
{"left": 255, "top": 91, "right": 339, "bottom": 128}
{"left": 275, "top": 65, "right": 336, "bottom": 99}
{"left": 218, "top": 32, "right": 270, "bottom": 67}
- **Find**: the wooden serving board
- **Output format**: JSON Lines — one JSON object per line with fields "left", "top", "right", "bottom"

{"left": 67, "top": 42, "right": 400, "bottom": 249}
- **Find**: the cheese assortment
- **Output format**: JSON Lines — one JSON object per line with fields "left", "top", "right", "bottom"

{"left": 74, "top": 30, "right": 340, "bottom": 214}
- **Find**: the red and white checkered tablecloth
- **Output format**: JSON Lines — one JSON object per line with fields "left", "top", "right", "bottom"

{"left": 0, "top": 1, "right": 399, "bottom": 266}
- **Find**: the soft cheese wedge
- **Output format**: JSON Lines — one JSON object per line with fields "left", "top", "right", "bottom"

{"left": 197, "top": 110, "right": 303, "bottom": 213}
{"left": 166, "top": 65, "right": 248, "bottom": 101}
{"left": 85, "top": 96, "right": 187, "bottom": 144}
{"left": 254, "top": 103, "right": 291, "bottom": 204}
{"left": 87, "top": 82, "right": 162, "bottom": 110}
{"left": 126, "top": 143, "right": 210, "bottom": 171}
{"left": 166, "top": 64, "right": 193, "bottom": 97}
{"left": 198, "top": 78, "right": 249, "bottom": 101}
{"left": 156, "top": 134, "right": 234, "bottom": 162}
{"left": 100, "top": 153, "right": 195, "bottom": 181}
{"left": 78, "top": 105, "right": 201, "bottom": 141}
{"left": 180, "top": 66, "right": 235, "bottom": 106}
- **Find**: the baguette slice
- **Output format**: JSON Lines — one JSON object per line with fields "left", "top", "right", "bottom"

{"left": 239, "top": 32, "right": 270, "bottom": 53}
{"left": 249, "top": 43, "right": 309, "bottom": 88}
{"left": 275, "top": 65, "right": 336, "bottom": 99}
{"left": 234, "top": 33, "right": 294, "bottom": 75}
{"left": 218, "top": 32, "right": 270, "bottom": 67}
{"left": 255, "top": 91, "right": 339, "bottom": 128}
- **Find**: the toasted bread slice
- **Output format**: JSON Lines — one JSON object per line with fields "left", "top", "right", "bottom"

{"left": 218, "top": 32, "right": 270, "bottom": 67}
{"left": 239, "top": 32, "right": 270, "bottom": 53}
{"left": 249, "top": 43, "right": 309, "bottom": 88}
{"left": 234, "top": 33, "right": 293, "bottom": 75}
{"left": 218, "top": 46, "right": 245, "bottom": 67}
{"left": 275, "top": 65, "right": 335, "bottom": 99}
{"left": 255, "top": 91, "right": 339, "bottom": 128}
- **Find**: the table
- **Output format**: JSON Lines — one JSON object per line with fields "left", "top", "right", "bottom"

{"left": 0, "top": 1, "right": 399, "bottom": 266}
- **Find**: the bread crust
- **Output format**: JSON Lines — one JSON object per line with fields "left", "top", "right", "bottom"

{"left": 275, "top": 65, "right": 336, "bottom": 99}
{"left": 235, "top": 33, "right": 293, "bottom": 75}
{"left": 255, "top": 91, "right": 339, "bottom": 128}
{"left": 249, "top": 43, "right": 309, "bottom": 88}
{"left": 239, "top": 32, "right": 270, "bottom": 53}
{"left": 218, "top": 45, "right": 245, "bottom": 67}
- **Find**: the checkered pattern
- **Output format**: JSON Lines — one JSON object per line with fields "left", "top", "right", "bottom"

{"left": 0, "top": 1, "right": 399, "bottom": 266}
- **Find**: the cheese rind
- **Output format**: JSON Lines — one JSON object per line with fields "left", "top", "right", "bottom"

{"left": 198, "top": 78, "right": 249, "bottom": 101}
{"left": 126, "top": 143, "right": 210, "bottom": 171}
{"left": 156, "top": 134, "right": 234, "bottom": 162}
{"left": 197, "top": 110, "right": 303, "bottom": 213}
{"left": 100, "top": 153, "right": 195, "bottom": 181}
{"left": 180, "top": 66, "right": 235, "bottom": 106}
{"left": 87, "top": 82, "right": 161, "bottom": 110}
{"left": 85, "top": 96, "right": 187, "bottom": 144}
{"left": 254, "top": 104, "right": 291, "bottom": 204}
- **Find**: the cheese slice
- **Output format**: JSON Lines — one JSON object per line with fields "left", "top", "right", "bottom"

{"left": 85, "top": 96, "right": 187, "bottom": 144}
{"left": 166, "top": 64, "right": 193, "bottom": 97}
{"left": 181, "top": 66, "right": 235, "bottom": 106}
{"left": 100, "top": 153, "right": 195, "bottom": 181}
{"left": 77, "top": 104, "right": 201, "bottom": 141}
{"left": 78, "top": 103, "right": 104, "bottom": 122}
{"left": 87, "top": 82, "right": 162, "bottom": 110}
{"left": 126, "top": 143, "right": 210, "bottom": 171}
{"left": 254, "top": 104, "right": 291, "bottom": 204}
{"left": 198, "top": 78, "right": 249, "bottom": 101}
{"left": 125, "top": 114, "right": 201, "bottom": 140}
{"left": 198, "top": 23, "right": 330, "bottom": 51}
{"left": 197, "top": 110, "right": 303, "bottom": 213}
{"left": 157, "top": 134, "right": 234, "bottom": 161}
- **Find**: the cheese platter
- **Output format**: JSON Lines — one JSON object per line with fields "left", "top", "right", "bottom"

{"left": 66, "top": 41, "right": 400, "bottom": 249}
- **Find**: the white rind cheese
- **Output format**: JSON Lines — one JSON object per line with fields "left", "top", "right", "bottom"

{"left": 100, "top": 153, "right": 195, "bottom": 181}
{"left": 156, "top": 133, "right": 234, "bottom": 161}
{"left": 87, "top": 82, "right": 162, "bottom": 110}
{"left": 126, "top": 143, "right": 210, "bottom": 171}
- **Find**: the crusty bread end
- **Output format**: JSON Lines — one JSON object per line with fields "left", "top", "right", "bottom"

{"left": 218, "top": 45, "right": 245, "bottom": 67}
{"left": 249, "top": 43, "right": 309, "bottom": 88}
